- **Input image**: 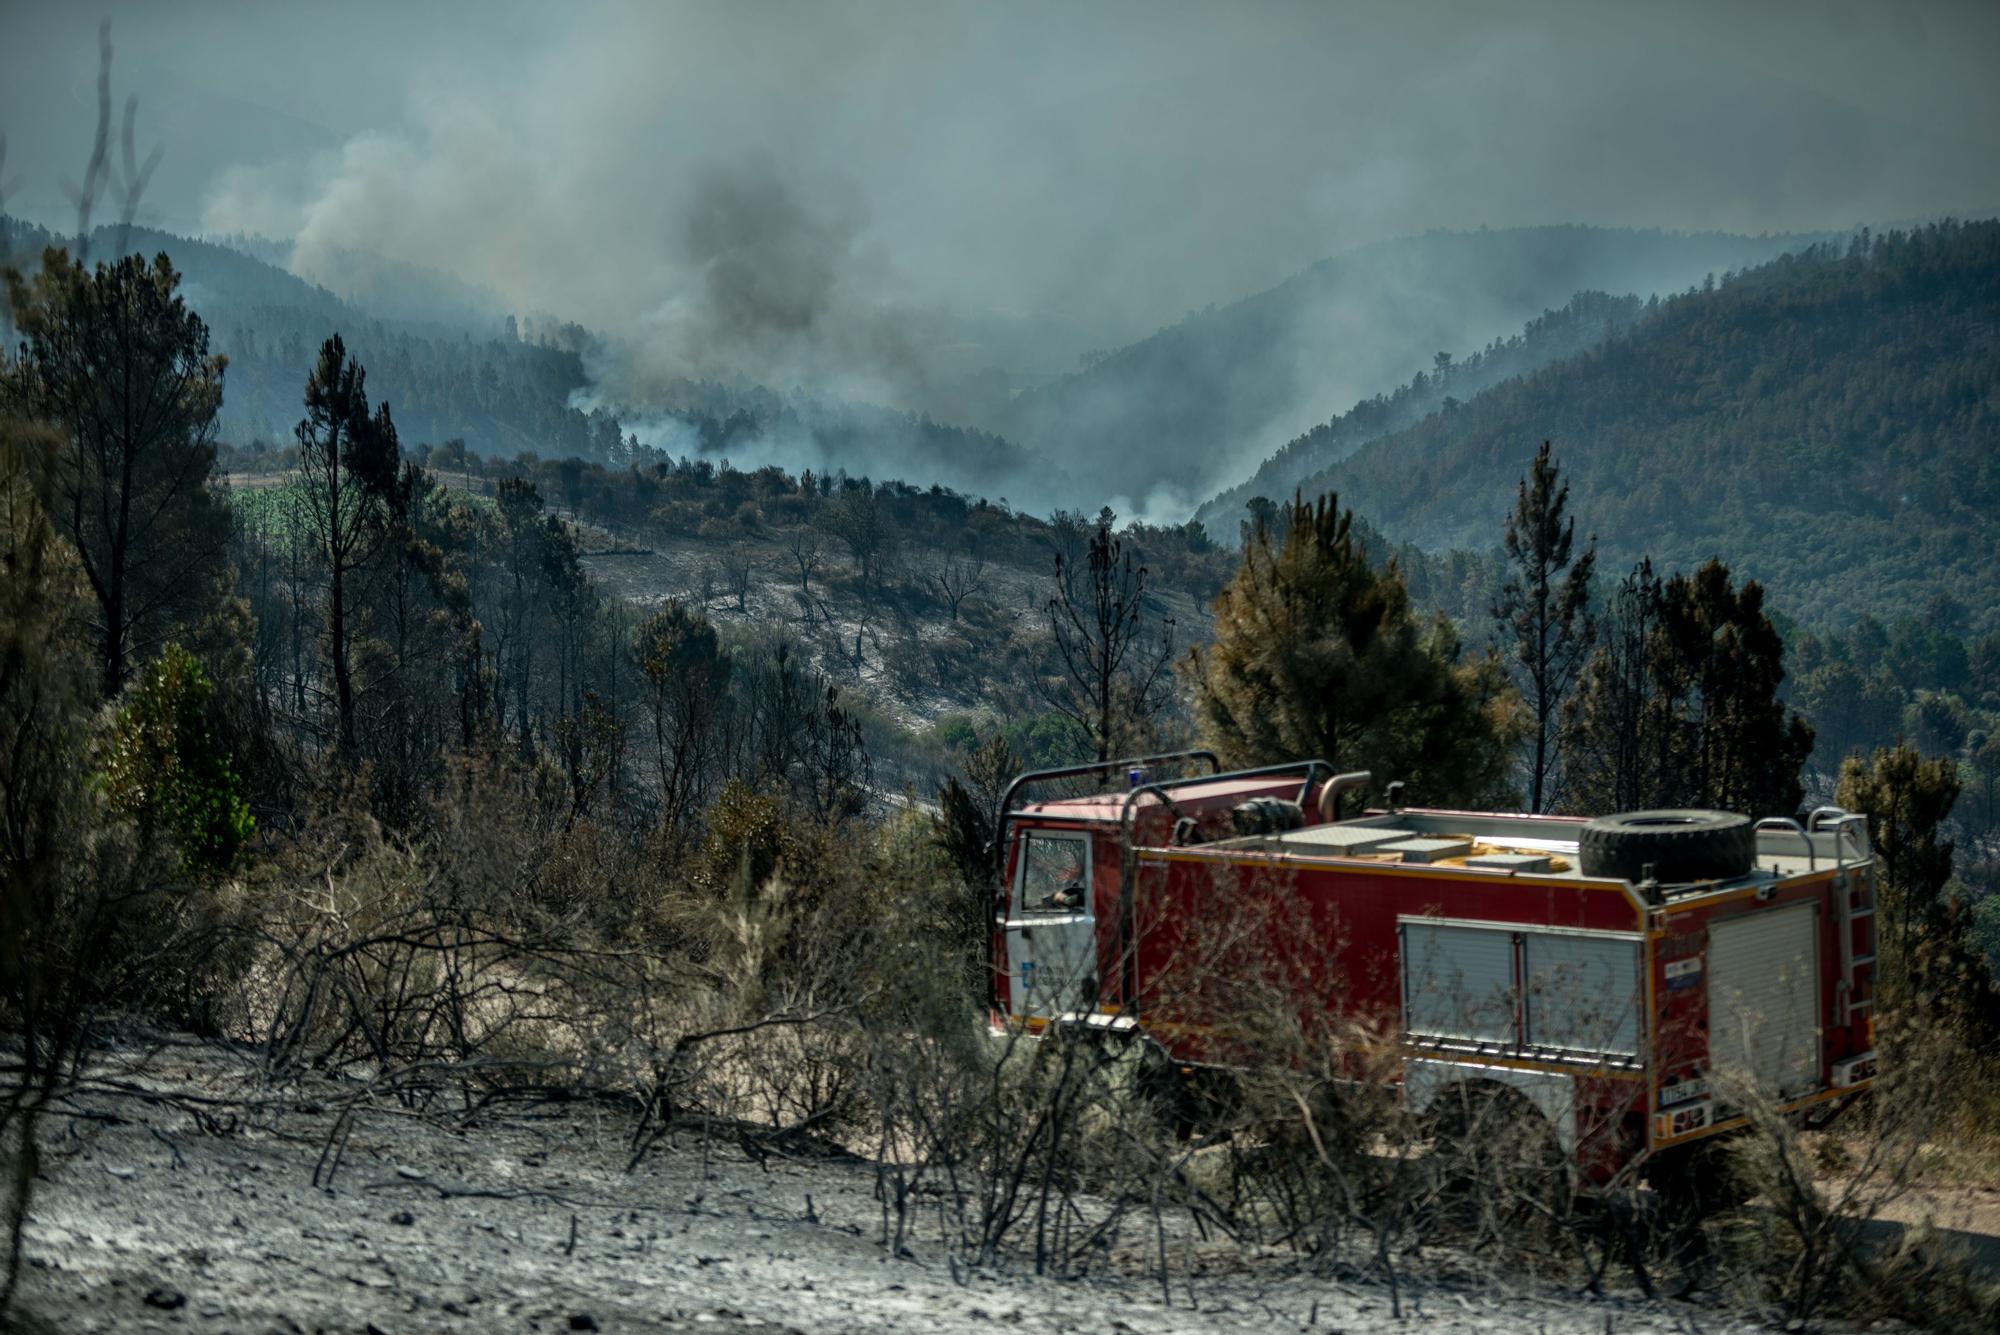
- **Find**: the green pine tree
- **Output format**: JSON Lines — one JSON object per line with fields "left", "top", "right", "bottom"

{"left": 1561, "top": 558, "right": 1813, "bottom": 817}
{"left": 3, "top": 249, "right": 232, "bottom": 699}
{"left": 1493, "top": 441, "right": 1595, "bottom": 812}
{"left": 1836, "top": 746, "right": 1965, "bottom": 1008}
{"left": 1185, "top": 493, "right": 1524, "bottom": 807}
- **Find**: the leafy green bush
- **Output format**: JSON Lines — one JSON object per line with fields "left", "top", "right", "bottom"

{"left": 101, "top": 644, "right": 254, "bottom": 878}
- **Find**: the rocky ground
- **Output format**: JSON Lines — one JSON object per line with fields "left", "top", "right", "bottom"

{"left": 577, "top": 531, "right": 1034, "bottom": 734}
{"left": 11, "top": 1033, "right": 1787, "bottom": 1334}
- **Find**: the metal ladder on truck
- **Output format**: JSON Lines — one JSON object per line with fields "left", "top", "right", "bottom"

{"left": 1811, "top": 807, "right": 1876, "bottom": 1029}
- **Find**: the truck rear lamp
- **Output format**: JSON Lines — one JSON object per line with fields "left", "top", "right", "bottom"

{"left": 1653, "top": 1097, "right": 1714, "bottom": 1142}
{"left": 1832, "top": 1051, "right": 1876, "bottom": 1087}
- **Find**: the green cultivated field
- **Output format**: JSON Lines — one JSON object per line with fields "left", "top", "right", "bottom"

{"left": 226, "top": 478, "right": 309, "bottom": 536}
{"left": 225, "top": 475, "right": 493, "bottom": 536}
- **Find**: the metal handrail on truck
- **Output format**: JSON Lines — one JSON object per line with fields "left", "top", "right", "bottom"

{"left": 1808, "top": 806, "right": 1871, "bottom": 867}
{"left": 1753, "top": 817, "right": 1816, "bottom": 871}
{"left": 992, "top": 749, "right": 1221, "bottom": 858}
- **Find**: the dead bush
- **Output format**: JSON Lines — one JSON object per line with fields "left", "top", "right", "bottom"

{"left": 1706, "top": 1009, "right": 2000, "bottom": 1328}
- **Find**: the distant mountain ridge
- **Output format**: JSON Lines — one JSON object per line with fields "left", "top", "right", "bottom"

{"left": 20, "top": 211, "right": 1987, "bottom": 638}
{"left": 0, "top": 217, "right": 1040, "bottom": 494}
{"left": 990, "top": 225, "right": 1832, "bottom": 514}
{"left": 2, "top": 216, "right": 597, "bottom": 455}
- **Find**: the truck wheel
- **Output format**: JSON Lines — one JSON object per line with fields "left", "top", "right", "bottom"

{"left": 1578, "top": 809, "right": 1755, "bottom": 883}
{"left": 1423, "top": 1084, "right": 1572, "bottom": 1241}
{"left": 1645, "top": 1137, "right": 1753, "bottom": 1218}
{"left": 1134, "top": 1047, "right": 1240, "bottom": 1139}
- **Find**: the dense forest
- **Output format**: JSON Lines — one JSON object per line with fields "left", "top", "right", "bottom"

{"left": 1284, "top": 222, "right": 2000, "bottom": 631}
{"left": 1790, "top": 607, "right": 2000, "bottom": 958}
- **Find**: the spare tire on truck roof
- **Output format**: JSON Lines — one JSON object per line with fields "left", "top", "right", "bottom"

{"left": 1578, "top": 809, "right": 1755, "bottom": 883}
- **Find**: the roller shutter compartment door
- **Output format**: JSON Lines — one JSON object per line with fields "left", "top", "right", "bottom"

{"left": 1523, "top": 932, "right": 1641, "bottom": 1057}
{"left": 1708, "top": 903, "right": 1820, "bottom": 1100}
{"left": 1401, "top": 922, "right": 1516, "bottom": 1045}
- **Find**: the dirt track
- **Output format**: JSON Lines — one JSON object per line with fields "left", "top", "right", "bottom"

{"left": 11, "top": 1034, "right": 1783, "bottom": 1334}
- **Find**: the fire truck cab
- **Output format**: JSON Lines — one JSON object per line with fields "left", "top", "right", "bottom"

{"left": 989, "top": 752, "right": 1878, "bottom": 1186}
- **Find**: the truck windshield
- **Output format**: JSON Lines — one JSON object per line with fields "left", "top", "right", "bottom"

{"left": 1017, "top": 832, "right": 1088, "bottom": 915}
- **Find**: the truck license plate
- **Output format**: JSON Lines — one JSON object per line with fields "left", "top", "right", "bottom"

{"left": 1658, "top": 1075, "right": 1710, "bottom": 1106}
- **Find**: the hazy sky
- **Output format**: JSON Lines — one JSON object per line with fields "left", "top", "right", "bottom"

{"left": 4, "top": 0, "right": 1997, "bottom": 363}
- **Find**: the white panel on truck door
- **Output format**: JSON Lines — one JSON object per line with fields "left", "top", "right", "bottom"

{"left": 1709, "top": 902, "right": 1820, "bottom": 1099}
{"left": 1004, "top": 832, "right": 1097, "bottom": 1021}
{"left": 1003, "top": 917, "right": 1097, "bottom": 1020}
{"left": 1401, "top": 921, "right": 1517, "bottom": 1045}
{"left": 1523, "top": 931, "right": 1641, "bottom": 1057}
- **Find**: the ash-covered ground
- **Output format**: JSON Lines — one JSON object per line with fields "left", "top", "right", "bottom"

{"left": 13, "top": 1034, "right": 1770, "bottom": 1333}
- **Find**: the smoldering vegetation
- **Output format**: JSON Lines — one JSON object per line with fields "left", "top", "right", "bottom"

{"left": 610, "top": 160, "right": 936, "bottom": 417}
{"left": 3, "top": 208, "right": 1837, "bottom": 528}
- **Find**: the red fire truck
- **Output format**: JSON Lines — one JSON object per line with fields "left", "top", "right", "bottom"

{"left": 989, "top": 752, "right": 1878, "bottom": 1188}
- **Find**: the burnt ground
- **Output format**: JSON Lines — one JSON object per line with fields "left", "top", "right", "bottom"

{"left": 7, "top": 1032, "right": 1786, "bottom": 1334}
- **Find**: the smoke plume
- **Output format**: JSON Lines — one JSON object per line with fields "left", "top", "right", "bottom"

{"left": 3, "top": 1, "right": 1995, "bottom": 514}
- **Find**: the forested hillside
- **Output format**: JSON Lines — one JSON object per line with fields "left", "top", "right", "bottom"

{"left": 1195, "top": 290, "right": 1645, "bottom": 537}
{"left": 994, "top": 226, "right": 1820, "bottom": 510}
{"left": 1292, "top": 222, "right": 2000, "bottom": 632}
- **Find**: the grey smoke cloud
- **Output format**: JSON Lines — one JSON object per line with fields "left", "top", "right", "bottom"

{"left": 687, "top": 162, "right": 855, "bottom": 352}
{"left": 3, "top": 0, "right": 1998, "bottom": 505}
{"left": 604, "top": 158, "right": 930, "bottom": 412}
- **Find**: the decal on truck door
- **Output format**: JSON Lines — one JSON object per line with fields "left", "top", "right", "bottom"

{"left": 1663, "top": 957, "right": 1703, "bottom": 991}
